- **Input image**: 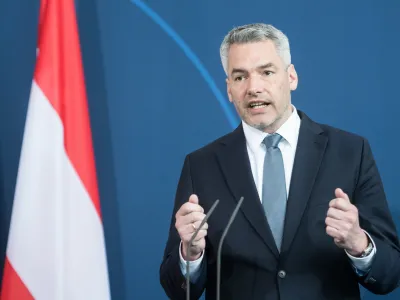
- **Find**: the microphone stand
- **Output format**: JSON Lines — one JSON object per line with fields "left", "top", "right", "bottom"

{"left": 216, "top": 196, "right": 244, "bottom": 300}
{"left": 186, "top": 199, "right": 219, "bottom": 300}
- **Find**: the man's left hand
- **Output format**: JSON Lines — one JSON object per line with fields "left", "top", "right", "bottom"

{"left": 326, "top": 188, "right": 368, "bottom": 256}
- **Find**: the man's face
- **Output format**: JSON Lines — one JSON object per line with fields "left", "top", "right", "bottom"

{"left": 226, "top": 40, "right": 298, "bottom": 133}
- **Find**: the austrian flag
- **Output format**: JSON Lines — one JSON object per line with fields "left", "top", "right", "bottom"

{"left": 0, "top": 0, "right": 111, "bottom": 299}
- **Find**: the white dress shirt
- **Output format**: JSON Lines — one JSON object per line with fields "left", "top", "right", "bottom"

{"left": 179, "top": 106, "right": 376, "bottom": 280}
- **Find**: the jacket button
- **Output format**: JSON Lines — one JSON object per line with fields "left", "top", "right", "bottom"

{"left": 278, "top": 270, "right": 286, "bottom": 278}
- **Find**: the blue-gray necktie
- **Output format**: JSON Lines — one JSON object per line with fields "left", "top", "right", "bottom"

{"left": 262, "top": 133, "right": 287, "bottom": 251}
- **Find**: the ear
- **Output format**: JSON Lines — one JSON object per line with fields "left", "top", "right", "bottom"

{"left": 287, "top": 64, "right": 298, "bottom": 91}
{"left": 226, "top": 77, "right": 233, "bottom": 103}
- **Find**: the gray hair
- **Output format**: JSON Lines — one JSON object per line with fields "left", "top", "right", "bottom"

{"left": 220, "top": 23, "right": 291, "bottom": 75}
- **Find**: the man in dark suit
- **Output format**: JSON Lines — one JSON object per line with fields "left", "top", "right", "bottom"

{"left": 159, "top": 23, "right": 400, "bottom": 300}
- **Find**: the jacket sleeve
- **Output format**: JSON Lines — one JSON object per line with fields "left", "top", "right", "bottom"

{"left": 355, "top": 138, "right": 400, "bottom": 294}
{"left": 159, "top": 155, "right": 207, "bottom": 299}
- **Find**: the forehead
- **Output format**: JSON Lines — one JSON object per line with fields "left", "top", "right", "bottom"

{"left": 227, "top": 40, "right": 281, "bottom": 70}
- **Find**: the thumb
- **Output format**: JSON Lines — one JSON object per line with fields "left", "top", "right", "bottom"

{"left": 188, "top": 194, "right": 199, "bottom": 204}
{"left": 335, "top": 188, "right": 350, "bottom": 201}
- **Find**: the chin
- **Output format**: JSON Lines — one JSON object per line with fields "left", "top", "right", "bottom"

{"left": 249, "top": 122, "right": 271, "bottom": 131}
{"left": 249, "top": 117, "right": 279, "bottom": 131}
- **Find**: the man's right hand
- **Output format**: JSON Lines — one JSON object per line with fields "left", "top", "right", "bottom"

{"left": 175, "top": 194, "right": 208, "bottom": 261}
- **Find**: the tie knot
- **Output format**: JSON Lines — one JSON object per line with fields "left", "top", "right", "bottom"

{"left": 263, "top": 133, "right": 282, "bottom": 149}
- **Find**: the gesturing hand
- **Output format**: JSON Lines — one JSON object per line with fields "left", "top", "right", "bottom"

{"left": 175, "top": 194, "right": 208, "bottom": 261}
{"left": 326, "top": 188, "right": 368, "bottom": 256}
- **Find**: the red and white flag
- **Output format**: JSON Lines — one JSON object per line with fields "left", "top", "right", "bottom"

{"left": 1, "top": 0, "right": 111, "bottom": 299}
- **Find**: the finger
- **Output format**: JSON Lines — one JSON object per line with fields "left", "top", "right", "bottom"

{"left": 193, "top": 220, "right": 208, "bottom": 231}
{"left": 192, "top": 229, "right": 208, "bottom": 241}
{"left": 188, "top": 194, "right": 199, "bottom": 205}
{"left": 326, "top": 224, "right": 350, "bottom": 243}
{"left": 183, "top": 230, "right": 207, "bottom": 244}
{"left": 179, "top": 212, "right": 206, "bottom": 226}
{"left": 335, "top": 188, "right": 350, "bottom": 202}
{"left": 325, "top": 217, "right": 351, "bottom": 233}
{"left": 176, "top": 202, "right": 204, "bottom": 217}
{"left": 190, "top": 238, "right": 205, "bottom": 248}
{"left": 325, "top": 216, "right": 340, "bottom": 229}
{"left": 185, "top": 223, "right": 198, "bottom": 235}
{"left": 326, "top": 207, "right": 346, "bottom": 220}
{"left": 177, "top": 223, "right": 195, "bottom": 239}
{"left": 329, "top": 197, "right": 352, "bottom": 211}
{"left": 184, "top": 221, "right": 208, "bottom": 235}
{"left": 333, "top": 238, "right": 347, "bottom": 247}
{"left": 176, "top": 213, "right": 205, "bottom": 235}
{"left": 326, "top": 225, "right": 342, "bottom": 240}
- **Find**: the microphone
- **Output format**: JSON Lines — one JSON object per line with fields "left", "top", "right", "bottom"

{"left": 186, "top": 199, "right": 220, "bottom": 300}
{"left": 216, "top": 196, "right": 244, "bottom": 300}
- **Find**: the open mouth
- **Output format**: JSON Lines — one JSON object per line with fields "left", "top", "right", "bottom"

{"left": 248, "top": 101, "right": 270, "bottom": 109}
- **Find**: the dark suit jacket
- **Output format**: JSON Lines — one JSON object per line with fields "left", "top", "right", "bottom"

{"left": 160, "top": 110, "right": 400, "bottom": 300}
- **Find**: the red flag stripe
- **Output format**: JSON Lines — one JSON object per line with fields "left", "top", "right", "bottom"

{"left": 0, "top": 259, "right": 34, "bottom": 300}
{"left": 34, "top": 0, "right": 102, "bottom": 219}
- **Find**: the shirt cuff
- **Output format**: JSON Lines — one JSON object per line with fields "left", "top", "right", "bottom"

{"left": 345, "top": 230, "right": 376, "bottom": 275}
{"left": 179, "top": 241, "right": 204, "bottom": 282}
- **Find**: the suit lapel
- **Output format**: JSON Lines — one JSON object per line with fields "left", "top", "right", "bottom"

{"left": 281, "top": 111, "right": 328, "bottom": 253}
{"left": 216, "top": 125, "right": 280, "bottom": 258}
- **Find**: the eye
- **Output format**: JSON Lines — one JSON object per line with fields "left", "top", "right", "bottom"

{"left": 234, "top": 75, "right": 246, "bottom": 81}
{"left": 264, "top": 70, "right": 274, "bottom": 76}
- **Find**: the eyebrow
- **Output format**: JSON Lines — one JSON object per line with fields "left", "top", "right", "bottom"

{"left": 231, "top": 68, "right": 247, "bottom": 76}
{"left": 257, "top": 63, "right": 276, "bottom": 70}
{"left": 230, "top": 63, "right": 277, "bottom": 76}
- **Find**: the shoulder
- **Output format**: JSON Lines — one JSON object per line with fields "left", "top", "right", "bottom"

{"left": 299, "top": 110, "right": 368, "bottom": 147}
{"left": 184, "top": 124, "right": 244, "bottom": 161}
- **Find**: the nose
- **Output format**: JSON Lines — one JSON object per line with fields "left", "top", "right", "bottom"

{"left": 247, "top": 75, "right": 263, "bottom": 97}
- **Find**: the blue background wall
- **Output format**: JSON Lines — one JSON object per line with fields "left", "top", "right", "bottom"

{"left": 0, "top": 0, "right": 399, "bottom": 299}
